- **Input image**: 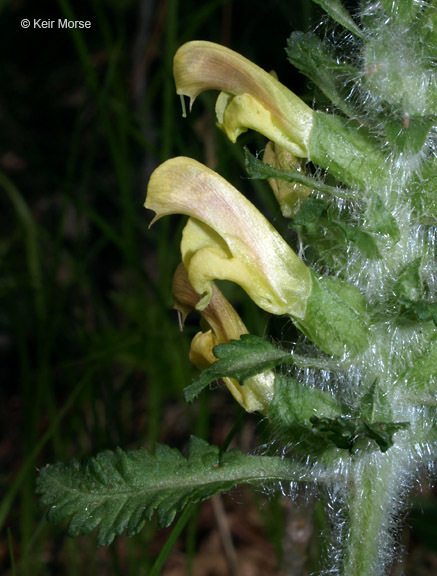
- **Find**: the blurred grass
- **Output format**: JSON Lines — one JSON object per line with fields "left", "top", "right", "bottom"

{"left": 1, "top": 0, "right": 434, "bottom": 574}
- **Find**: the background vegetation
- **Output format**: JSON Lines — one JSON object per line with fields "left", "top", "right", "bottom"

{"left": 1, "top": 0, "right": 435, "bottom": 574}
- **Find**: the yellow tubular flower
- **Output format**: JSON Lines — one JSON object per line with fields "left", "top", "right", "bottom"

{"left": 146, "top": 157, "right": 312, "bottom": 320}
{"left": 173, "top": 41, "right": 314, "bottom": 158}
{"left": 172, "top": 263, "right": 275, "bottom": 413}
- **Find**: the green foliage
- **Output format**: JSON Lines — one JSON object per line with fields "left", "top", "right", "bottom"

{"left": 310, "top": 112, "right": 389, "bottom": 189}
{"left": 37, "top": 436, "right": 313, "bottom": 546}
{"left": 395, "top": 259, "right": 437, "bottom": 325}
{"left": 292, "top": 200, "right": 382, "bottom": 260}
{"left": 310, "top": 416, "right": 409, "bottom": 453}
{"left": 244, "top": 147, "right": 344, "bottom": 197}
{"left": 410, "top": 158, "right": 437, "bottom": 224}
{"left": 246, "top": 148, "right": 400, "bottom": 245}
{"left": 269, "top": 375, "right": 342, "bottom": 454}
{"left": 396, "top": 259, "right": 425, "bottom": 302}
{"left": 289, "top": 197, "right": 328, "bottom": 226}
{"left": 270, "top": 376, "right": 409, "bottom": 454}
{"left": 402, "top": 300, "right": 437, "bottom": 326}
{"left": 184, "top": 334, "right": 293, "bottom": 402}
{"left": 286, "top": 32, "right": 357, "bottom": 117}
{"left": 362, "top": 11, "right": 437, "bottom": 115}
{"left": 364, "top": 193, "right": 400, "bottom": 241}
{"left": 384, "top": 115, "right": 434, "bottom": 155}
{"left": 311, "top": 0, "right": 364, "bottom": 37}
{"left": 296, "top": 272, "right": 370, "bottom": 356}
{"left": 38, "top": 437, "right": 233, "bottom": 546}
{"left": 402, "top": 334, "right": 437, "bottom": 392}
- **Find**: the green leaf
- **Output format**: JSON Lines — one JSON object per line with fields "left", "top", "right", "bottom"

{"left": 402, "top": 334, "right": 437, "bottom": 391}
{"left": 358, "top": 379, "right": 391, "bottom": 422}
{"left": 334, "top": 220, "right": 381, "bottom": 259}
{"left": 289, "top": 197, "right": 328, "bottom": 227}
{"left": 379, "top": 0, "right": 420, "bottom": 24}
{"left": 269, "top": 375, "right": 342, "bottom": 454}
{"left": 384, "top": 115, "right": 433, "bottom": 155}
{"left": 310, "top": 416, "right": 409, "bottom": 453}
{"left": 394, "top": 260, "right": 437, "bottom": 325}
{"left": 395, "top": 259, "right": 423, "bottom": 302}
{"left": 363, "top": 421, "right": 410, "bottom": 452}
{"left": 410, "top": 158, "right": 437, "bottom": 224}
{"left": 413, "top": 302, "right": 437, "bottom": 325}
{"left": 270, "top": 376, "right": 409, "bottom": 454}
{"left": 184, "top": 334, "right": 293, "bottom": 403}
{"left": 401, "top": 300, "right": 437, "bottom": 326}
{"left": 362, "top": 24, "right": 437, "bottom": 116}
{"left": 271, "top": 376, "right": 341, "bottom": 424}
{"left": 312, "top": 0, "right": 364, "bottom": 38}
{"left": 365, "top": 193, "right": 400, "bottom": 242}
{"left": 310, "top": 111, "right": 389, "bottom": 190}
{"left": 244, "top": 147, "right": 349, "bottom": 198}
{"left": 37, "top": 437, "right": 314, "bottom": 546}
{"left": 295, "top": 272, "right": 370, "bottom": 356}
{"left": 290, "top": 191, "right": 396, "bottom": 252}
{"left": 286, "top": 32, "right": 357, "bottom": 117}
{"left": 419, "top": 0, "right": 437, "bottom": 51}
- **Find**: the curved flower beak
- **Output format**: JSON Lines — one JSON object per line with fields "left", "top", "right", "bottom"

{"left": 172, "top": 263, "right": 274, "bottom": 413}
{"left": 174, "top": 41, "right": 314, "bottom": 158}
{"left": 145, "top": 157, "right": 312, "bottom": 320}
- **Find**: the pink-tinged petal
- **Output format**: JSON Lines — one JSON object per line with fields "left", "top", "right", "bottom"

{"left": 174, "top": 41, "right": 313, "bottom": 157}
{"left": 145, "top": 157, "right": 312, "bottom": 319}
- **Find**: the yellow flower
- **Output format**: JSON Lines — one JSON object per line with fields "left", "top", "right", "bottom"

{"left": 173, "top": 41, "right": 314, "bottom": 158}
{"left": 172, "top": 263, "right": 274, "bottom": 413}
{"left": 146, "top": 156, "right": 312, "bottom": 320}
{"left": 146, "top": 157, "right": 369, "bottom": 356}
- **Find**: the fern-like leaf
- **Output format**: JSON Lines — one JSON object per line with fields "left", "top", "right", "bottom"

{"left": 37, "top": 436, "right": 314, "bottom": 546}
{"left": 184, "top": 334, "right": 293, "bottom": 402}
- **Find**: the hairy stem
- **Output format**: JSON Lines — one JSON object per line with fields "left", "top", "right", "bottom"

{"left": 343, "top": 450, "right": 408, "bottom": 576}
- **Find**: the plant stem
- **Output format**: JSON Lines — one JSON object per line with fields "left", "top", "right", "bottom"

{"left": 343, "top": 450, "right": 406, "bottom": 576}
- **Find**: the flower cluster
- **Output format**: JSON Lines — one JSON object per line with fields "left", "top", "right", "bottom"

{"left": 145, "top": 41, "right": 369, "bottom": 411}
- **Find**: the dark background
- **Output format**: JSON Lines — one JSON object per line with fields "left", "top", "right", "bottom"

{"left": 1, "top": 0, "right": 436, "bottom": 574}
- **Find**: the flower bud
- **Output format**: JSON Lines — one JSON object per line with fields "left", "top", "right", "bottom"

{"left": 172, "top": 263, "right": 275, "bottom": 413}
